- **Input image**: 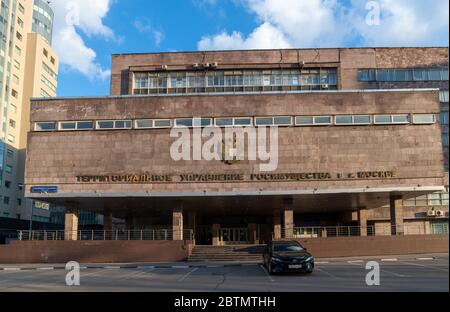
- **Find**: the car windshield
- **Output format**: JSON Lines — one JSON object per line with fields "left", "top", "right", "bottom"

{"left": 273, "top": 244, "right": 304, "bottom": 252}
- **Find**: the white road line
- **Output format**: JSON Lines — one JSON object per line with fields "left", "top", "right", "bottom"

{"left": 400, "top": 261, "right": 449, "bottom": 272}
{"left": 137, "top": 266, "right": 155, "bottom": 270}
{"left": 380, "top": 269, "right": 409, "bottom": 278}
{"left": 315, "top": 267, "right": 339, "bottom": 279}
{"left": 347, "top": 260, "right": 408, "bottom": 277}
{"left": 381, "top": 258, "right": 398, "bottom": 262}
{"left": 416, "top": 258, "right": 434, "bottom": 261}
{"left": 178, "top": 268, "right": 199, "bottom": 282}
{"left": 348, "top": 260, "right": 364, "bottom": 264}
{"left": 315, "top": 261, "right": 329, "bottom": 264}
{"left": 259, "top": 265, "right": 275, "bottom": 283}
{"left": 81, "top": 269, "right": 108, "bottom": 277}
{"left": 172, "top": 266, "right": 190, "bottom": 269}
{"left": 3, "top": 268, "right": 21, "bottom": 271}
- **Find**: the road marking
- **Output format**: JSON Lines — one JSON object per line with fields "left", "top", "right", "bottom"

{"left": 116, "top": 269, "right": 148, "bottom": 280}
{"left": 3, "top": 268, "right": 21, "bottom": 271}
{"left": 178, "top": 268, "right": 199, "bottom": 282}
{"left": 348, "top": 260, "right": 364, "bottom": 263}
{"left": 315, "top": 267, "right": 339, "bottom": 279}
{"left": 380, "top": 268, "right": 409, "bottom": 278}
{"left": 137, "top": 266, "right": 155, "bottom": 270}
{"left": 172, "top": 266, "right": 190, "bottom": 269}
{"left": 259, "top": 265, "right": 275, "bottom": 283}
{"left": 82, "top": 269, "right": 108, "bottom": 277}
{"left": 346, "top": 260, "right": 408, "bottom": 277}
{"left": 416, "top": 258, "right": 435, "bottom": 261}
{"left": 381, "top": 258, "right": 398, "bottom": 262}
{"left": 400, "top": 261, "right": 449, "bottom": 272}
{"left": 315, "top": 261, "right": 329, "bottom": 264}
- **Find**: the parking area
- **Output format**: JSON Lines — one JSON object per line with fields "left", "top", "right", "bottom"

{"left": 0, "top": 255, "right": 448, "bottom": 292}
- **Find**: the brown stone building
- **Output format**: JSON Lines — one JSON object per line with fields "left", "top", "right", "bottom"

{"left": 25, "top": 48, "right": 449, "bottom": 246}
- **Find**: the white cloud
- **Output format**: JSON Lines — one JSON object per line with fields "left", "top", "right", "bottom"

{"left": 198, "top": 0, "right": 449, "bottom": 50}
{"left": 50, "top": 0, "right": 115, "bottom": 80}
{"left": 349, "top": 0, "right": 450, "bottom": 47}
{"left": 134, "top": 18, "right": 165, "bottom": 47}
{"left": 199, "top": 22, "right": 291, "bottom": 50}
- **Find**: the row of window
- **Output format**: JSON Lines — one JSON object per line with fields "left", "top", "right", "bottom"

{"left": 440, "top": 91, "right": 449, "bottom": 103}
{"left": 42, "top": 61, "right": 57, "bottom": 80}
{"left": 134, "top": 69, "right": 338, "bottom": 92}
{"left": 41, "top": 74, "right": 56, "bottom": 93}
{"left": 403, "top": 192, "right": 449, "bottom": 207}
{"left": 34, "top": 114, "right": 437, "bottom": 132}
{"left": 358, "top": 68, "right": 449, "bottom": 82}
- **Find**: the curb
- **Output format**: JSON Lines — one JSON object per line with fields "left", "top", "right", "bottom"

{"left": 0, "top": 256, "right": 442, "bottom": 271}
{"left": 0, "top": 263, "right": 262, "bottom": 271}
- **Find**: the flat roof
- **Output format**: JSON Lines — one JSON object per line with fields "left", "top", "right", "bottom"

{"left": 32, "top": 88, "right": 440, "bottom": 102}
{"left": 111, "top": 46, "right": 449, "bottom": 57}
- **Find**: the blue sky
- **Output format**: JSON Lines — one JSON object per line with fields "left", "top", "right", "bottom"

{"left": 50, "top": 0, "right": 449, "bottom": 97}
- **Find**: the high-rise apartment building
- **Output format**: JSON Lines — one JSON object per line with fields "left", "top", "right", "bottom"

{"left": 0, "top": 0, "right": 58, "bottom": 222}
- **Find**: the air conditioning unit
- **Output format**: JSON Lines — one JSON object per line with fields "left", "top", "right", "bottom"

{"left": 193, "top": 63, "right": 199, "bottom": 69}
{"left": 298, "top": 61, "right": 306, "bottom": 68}
{"left": 203, "top": 63, "right": 210, "bottom": 68}
{"left": 321, "top": 84, "right": 329, "bottom": 89}
{"left": 436, "top": 210, "right": 444, "bottom": 217}
{"left": 210, "top": 62, "right": 219, "bottom": 68}
{"left": 427, "top": 209, "right": 437, "bottom": 217}
{"left": 160, "top": 65, "right": 168, "bottom": 70}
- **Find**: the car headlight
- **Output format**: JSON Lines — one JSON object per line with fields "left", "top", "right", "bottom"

{"left": 306, "top": 256, "right": 314, "bottom": 262}
{"left": 271, "top": 257, "right": 283, "bottom": 263}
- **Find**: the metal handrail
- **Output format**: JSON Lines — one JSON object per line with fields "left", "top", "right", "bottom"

{"left": 17, "top": 229, "right": 194, "bottom": 241}
{"left": 278, "top": 224, "right": 449, "bottom": 239}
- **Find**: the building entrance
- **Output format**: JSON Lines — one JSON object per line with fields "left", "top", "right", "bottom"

{"left": 220, "top": 228, "right": 249, "bottom": 245}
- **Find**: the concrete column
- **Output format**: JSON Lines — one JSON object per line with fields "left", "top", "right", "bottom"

{"left": 358, "top": 208, "right": 368, "bottom": 237}
{"left": 390, "top": 195, "right": 404, "bottom": 235}
{"left": 273, "top": 210, "right": 281, "bottom": 240}
{"left": 283, "top": 198, "right": 294, "bottom": 239}
{"left": 212, "top": 224, "right": 221, "bottom": 246}
{"left": 103, "top": 208, "right": 113, "bottom": 240}
{"left": 248, "top": 223, "right": 257, "bottom": 244}
{"left": 104, "top": 209, "right": 113, "bottom": 231}
{"left": 188, "top": 211, "right": 196, "bottom": 242}
{"left": 64, "top": 203, "right": 79, "bottom": 241}
{"left": 172, "top": 202, "right": 184, "bottom": 241}
{"left": 125, "top": 215, "right": 134, "bottom": 230}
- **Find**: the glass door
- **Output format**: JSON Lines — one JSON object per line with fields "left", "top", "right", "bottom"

{"left": 220, "top": 228, "right": 249, "bottom": 245}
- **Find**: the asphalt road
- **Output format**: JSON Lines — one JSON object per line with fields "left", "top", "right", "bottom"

{"left": 0, "top": 255, "right": 448, "bottom": 292}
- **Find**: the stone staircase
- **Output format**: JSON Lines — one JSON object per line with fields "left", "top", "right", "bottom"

{"left": 188, "top": 245, "right": 266, "bottom": 262}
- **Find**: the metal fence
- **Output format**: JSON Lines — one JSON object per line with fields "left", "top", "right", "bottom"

{"left": 279, "top": 224, "right": 449, "bottom": 239}
{"left": 18, "top": 229, "right": 194, "bottom": 241}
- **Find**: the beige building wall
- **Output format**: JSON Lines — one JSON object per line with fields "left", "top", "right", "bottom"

{"left": 0, "top": 0, "right": 58, "bottom": 221}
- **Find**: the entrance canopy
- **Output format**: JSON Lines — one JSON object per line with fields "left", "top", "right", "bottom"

{"left": 30, "top": 186, "right": 445, "bottom": 219}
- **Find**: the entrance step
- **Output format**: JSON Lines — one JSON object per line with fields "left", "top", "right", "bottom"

{"left": 188, "top": 245, "right": 265, "bottom": 262}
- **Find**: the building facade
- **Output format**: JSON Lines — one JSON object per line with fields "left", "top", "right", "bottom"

{"left": 26, "top": 48, "right": 448, "bottom": 245}
{"left": 0, "top": 0, "right": 58, "bottom": 223}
